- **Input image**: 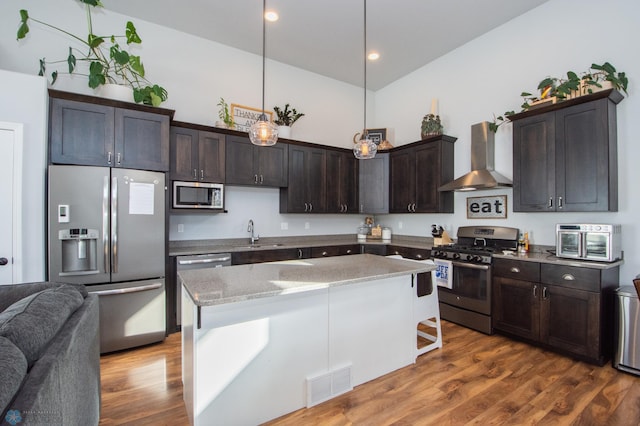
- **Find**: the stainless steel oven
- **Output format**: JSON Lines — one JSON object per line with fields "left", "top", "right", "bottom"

{"left": 437, "top": 261, "right": 493, "bottom": 334}
{"left": 432, "top": 226, "right": 519, "bottom": 335}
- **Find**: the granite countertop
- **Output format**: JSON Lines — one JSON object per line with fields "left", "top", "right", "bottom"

{"left": 169, "top": 234, "right": 434, "bottom": 256}
{"left": 179, "top": 253, "right": 435, "bottom": 307}
{"left": 493, "top": 249, "right": 624, "bottom": 270}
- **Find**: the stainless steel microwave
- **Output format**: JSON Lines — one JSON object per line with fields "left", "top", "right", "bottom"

{"left": 556, "top": 224, "right": 622, "bottom": 262}
{"left": 173, "top": 181, "right": 224, "bottom": 210}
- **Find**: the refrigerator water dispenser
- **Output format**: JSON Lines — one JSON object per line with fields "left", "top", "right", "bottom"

{"left": 59, "top": 228, "right": 99, "bottom": 275}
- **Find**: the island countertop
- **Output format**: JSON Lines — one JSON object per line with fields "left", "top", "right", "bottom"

{"left": 179, "top": 253, "right": 434, "bottom": 307}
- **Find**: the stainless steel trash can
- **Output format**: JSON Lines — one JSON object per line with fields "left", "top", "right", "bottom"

{"left": 614, "top": 286, "right": 640, "bottom": 375}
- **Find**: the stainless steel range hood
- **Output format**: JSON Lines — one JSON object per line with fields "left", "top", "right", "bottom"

{"left": 438, "top": 121, "right": 512, "bottom": 192}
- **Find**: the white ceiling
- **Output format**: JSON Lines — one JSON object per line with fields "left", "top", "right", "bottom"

{"left": 103, "top": 0, "right": 550, "bottom": 91}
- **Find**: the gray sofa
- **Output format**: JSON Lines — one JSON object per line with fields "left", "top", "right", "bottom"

{"left": 0, "top": 282, "right": 100, "bottom": 426}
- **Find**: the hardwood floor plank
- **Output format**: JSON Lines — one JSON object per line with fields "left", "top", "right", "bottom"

{"left": 98, "top": 321, "right": 640, "bottom": 425}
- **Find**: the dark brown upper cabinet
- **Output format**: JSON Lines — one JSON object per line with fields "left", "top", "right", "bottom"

{"left": 225, "top": 135, "right": 288, "bottom": 187}
{"left": 511, "top": 89, "right": 622, "bottom": 212}
{"left": 280, "top": 144, "right": 326, "bottom": 213}
{"left": 49, "top": 92, "right": 171, "bottom": 171}
{"left": 326, "top": 149, "right": 359, "bottom": 213}
{"left": 389, "top": 136, "right": 455, "bottom": 213}
{"left": 170, "top": 126, "right": 225, "bottom": 183}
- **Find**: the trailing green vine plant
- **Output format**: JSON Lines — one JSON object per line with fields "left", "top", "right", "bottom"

{"left": 16, "top": 0, "right": 168, "bottom": 106}
{"left": 490, "top": 62, "right": 628, "bottom": 132}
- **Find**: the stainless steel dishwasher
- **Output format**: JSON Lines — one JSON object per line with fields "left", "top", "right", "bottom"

{"left": 176, "top": 253, "right": 231, "bottom": 326}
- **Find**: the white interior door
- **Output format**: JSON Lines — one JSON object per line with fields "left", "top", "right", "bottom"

{"left": 0, "top": 122, "right": 23, "bottom": 285}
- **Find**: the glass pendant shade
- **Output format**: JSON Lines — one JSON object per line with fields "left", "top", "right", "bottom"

{"left": 353, "top": 0, "right": 375, "bottom": 159}
{"left": 353, "top": 137, "right": 377, "bottom": 159}
{"left": 249, "top": 117, "right": 278, "bottom": 146}
{"left": 250, "top": 0, "right": 278, "bottom": 147}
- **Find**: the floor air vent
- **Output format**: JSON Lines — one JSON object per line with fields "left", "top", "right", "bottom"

{"left": 306, "top": 365, "right": 353, "bottom": 407}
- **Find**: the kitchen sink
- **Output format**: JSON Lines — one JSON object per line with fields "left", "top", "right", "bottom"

{"left": 238, "top": 243, "right": 285, "bottom": 249}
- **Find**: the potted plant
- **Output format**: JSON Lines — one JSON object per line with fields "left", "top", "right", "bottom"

{"left": 421, "top": 113, "right": 443, "bottom": 138}
{"left": 489, "top": 61, "right": 629, "bottom": 132}
{"left": 273, "top": 104, "right": 304, "bottom": 138}
{"left": 16, "top": 0, "right": 168, "bottom": 107}
{"left": 216, "top": 98, "right": 235, "bottom": 128}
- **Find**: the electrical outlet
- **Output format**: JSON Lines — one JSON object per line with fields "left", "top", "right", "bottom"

{"left": 177, "top": 224, "right": 184, "bottom": 233}
{"left": 305, "top": 222, "right": 310, "bottom": 229}
{"left": 281, "top": 222, "right": 288, "bottom": 230}
{"left": 398, "top": 221, "right": 403, "bottom": 230}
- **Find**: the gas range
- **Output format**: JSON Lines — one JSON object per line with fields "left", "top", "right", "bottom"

{"left": 431, "top": 226, "right": 519, "bottom": 264}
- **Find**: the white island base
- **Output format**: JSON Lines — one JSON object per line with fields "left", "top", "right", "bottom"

{"left": 181, "top": 255, "right": 432, "bottom": 425}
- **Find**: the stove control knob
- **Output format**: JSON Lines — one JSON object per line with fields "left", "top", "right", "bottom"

{"left": 474, "top": 255, "right": 482, "bottom": 262}
{"left": 452, "top": 253, "right": 461, "bottom": 260}
{"left": 466, "top": 254, "right": 474, "bottom": 261}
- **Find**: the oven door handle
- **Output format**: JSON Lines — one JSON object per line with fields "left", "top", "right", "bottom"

{"left": 451, "top": 261, "right": 491, "bottom": 271}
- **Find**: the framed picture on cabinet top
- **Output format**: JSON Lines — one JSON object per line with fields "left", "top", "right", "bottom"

{"left": 364, "top": 128, "right": 386, "bottom": 145}
{"left": 231, "top": 104, "right": 274, "bottom": 132}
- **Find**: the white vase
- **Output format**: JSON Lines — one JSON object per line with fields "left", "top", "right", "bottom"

{"left": 96, "top": 84, "right": 134, "bottom": 103}
{"left": 278, "top": 125, "right": 291, "bottom": 139}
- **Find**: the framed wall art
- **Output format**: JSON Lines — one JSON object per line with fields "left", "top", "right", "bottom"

{"left": 230, "top": 104, "right": 273, "bottom": 132}
{"left": 466, "top": 195, "right": 507, "bottom": 219}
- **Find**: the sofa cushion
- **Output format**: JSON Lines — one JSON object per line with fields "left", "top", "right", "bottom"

{"left": 0, "top": 285, "right": 85, "bottom": 367}
{"left": 0, "top": 335, "right": 28, "bottom": 415}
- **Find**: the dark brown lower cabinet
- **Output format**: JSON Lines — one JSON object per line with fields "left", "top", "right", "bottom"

{"left": 311, "top": 245, "right": 360, "bottom": 258}
{"left": 232, "top": 248, "right": 311, "bottom": 265}
{"left": 493, "top": 258, "right": 618, "bottom": 365}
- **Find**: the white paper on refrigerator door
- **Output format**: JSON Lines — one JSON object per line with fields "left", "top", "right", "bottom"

{"left": 433, "top": 259, "right": 452, "bottom": 289}
{"left": 129, "top": 182, "right": 155, "bottom": 215}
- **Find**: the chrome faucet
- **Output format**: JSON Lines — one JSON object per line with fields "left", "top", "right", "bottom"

{"left": 247, "top": 219, "right": 259, "bottom": 244}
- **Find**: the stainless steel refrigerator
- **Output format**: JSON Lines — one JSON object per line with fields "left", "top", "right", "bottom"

{"left": 48, "top": 165, "right": 166, "bottom": 353}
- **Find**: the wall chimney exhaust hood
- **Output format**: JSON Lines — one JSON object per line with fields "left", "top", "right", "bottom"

{"left": 438, "top": 121, "right": 512, "bottom": 192}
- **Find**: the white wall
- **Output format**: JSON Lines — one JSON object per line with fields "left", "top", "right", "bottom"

{"left": 0, "top": 70, "right": 48, "bottom": 282}
{"left": 375, "top": 0, "right": 640, "bottom": 283}
{"left": 1, "top": 0, "right": 638, "bottom": 283}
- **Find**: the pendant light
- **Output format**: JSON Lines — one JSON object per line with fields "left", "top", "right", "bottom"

{"left": 353, "top": 0, "right": 377, "bottom": 160}
{"left": 249, "top": 0, "right": 278, "bottom": 146}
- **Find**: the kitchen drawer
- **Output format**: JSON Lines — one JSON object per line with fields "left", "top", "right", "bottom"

{"left": 232, "top": 248, "right": 310, "bottom": 265}
{"left": 311, "top": 244, "right": 360, "bottom": 258}
{"left": 386, "top": 245, "right": 431, "bottom": 261}
{"left": 493, "top": 258, "right": 540, "bottom": 282}
{"left": 541, "top": 264, "right": 600, "bottom": 292}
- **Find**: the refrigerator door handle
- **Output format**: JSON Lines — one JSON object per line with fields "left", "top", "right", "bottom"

{"left": 111, "top": 176, "right": 118, "bottom": 273}
{"left": 90, "top": 282, "right": 162, "bottom": 296}
{"left": 102, "top": 175, "right": 110, "bottom": 274}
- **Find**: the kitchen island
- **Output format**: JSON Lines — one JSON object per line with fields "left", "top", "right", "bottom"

{"left": 179, "top": 254, "right": 434, "bottom": 425}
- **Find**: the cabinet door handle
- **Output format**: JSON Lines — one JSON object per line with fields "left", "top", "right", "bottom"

{"left": 200, "top": 170, "right": 204, "bottom": 180}
{"left": 548, "top": 197, "right": 553, "bottom": 208}
{"left": 193, "top": 169, "right": 197, "bottom": 179}
{"left": 510, "top": 267, "right": 520, "bottom": 273}
{"left": 116, "top": 152, "right": 122, "bottom": 165}
{"left": 558, "top": 196, "right": 563, "bottom": 209}
{"left": 533, "top": 285, "right": 538, "bottom": 298}
{"left": 412, "top": 203, "right": 417, "bottom": 212}
{"left": 254, "top": 174, "right": 258, "bottom": 184}
{"left": 298, "top": 249, "right": 303, "bottom": 259}
{"left": 322, "top": 251, "right": 328, "bottom": 256}
{"left": 346, "top": 249, "right": 352, "bottom": 254}
{"left": 562, "top": 273, "right": 575, "bottom": 281}
{"left": 309, "top": 202, "right": 313, "bottom": 212}
{"left": 259, "top": 175, "right": 264, "bottom": 184}
{"left": 107, "top": 152, "right": 112, "bottom": 165}
{"left": 542, "top": 286, "right": 548, "bottom": 300}
{"left": 415, "top": 254, "right": 423, "bottom": 259}
{"left": 304, "top": 202, "right": 308, "bottom": 212}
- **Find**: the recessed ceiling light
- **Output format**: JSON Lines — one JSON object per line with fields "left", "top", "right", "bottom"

{"left": 368, "top": 52, "right": 380, "bottom": 61}
{"left": 265, "top": 10, "right": 279, "bottom": 22}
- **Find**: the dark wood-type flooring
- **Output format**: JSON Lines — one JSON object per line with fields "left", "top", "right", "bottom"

{"left": 99, "top": 321, "right": 640, "bottom": 425}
